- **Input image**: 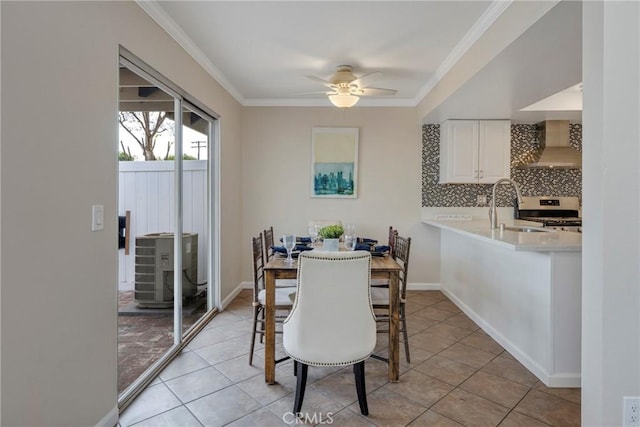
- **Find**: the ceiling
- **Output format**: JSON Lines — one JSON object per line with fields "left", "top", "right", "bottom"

{"left": 138, "top": 1, "right": 582, "bottom": 123}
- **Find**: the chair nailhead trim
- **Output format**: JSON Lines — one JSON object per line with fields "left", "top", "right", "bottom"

{"left": 283, "top": 350, "right": 374, "bottom": 367}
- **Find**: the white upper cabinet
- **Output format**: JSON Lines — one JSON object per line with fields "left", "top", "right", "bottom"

{"left": 439, "top": 120, "right": 511, "bottom": 184}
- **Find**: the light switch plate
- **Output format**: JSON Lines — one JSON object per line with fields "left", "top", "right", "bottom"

{"left": 92, "top": 205, "right": 104, "bottom": 231}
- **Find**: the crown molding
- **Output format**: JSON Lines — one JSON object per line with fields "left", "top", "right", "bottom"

{"left": 414, "top": 0, "right": 513, "bottom": 104}
{"left": 135, "top": 0, "right": 245, "bottom": 105}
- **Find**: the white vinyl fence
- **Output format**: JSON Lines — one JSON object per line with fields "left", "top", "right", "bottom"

{"left": 118, "top": 161, "right": 208, "bottom": 285}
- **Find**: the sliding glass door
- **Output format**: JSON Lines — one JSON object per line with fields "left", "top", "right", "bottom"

{"left": 117, "top": 48, "right": 218, "bottom": 409}
{"left": 117, "top": 71, "right": 177, "bottom": 395}
{"left": 180, "top": 104, "right": 211, "bottom": 335}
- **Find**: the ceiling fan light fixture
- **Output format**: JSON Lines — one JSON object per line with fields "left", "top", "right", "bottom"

{"left": 329, "top": 93, "right": 359, "bottom": 108}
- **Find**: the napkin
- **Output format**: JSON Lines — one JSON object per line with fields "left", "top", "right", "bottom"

{"left": 357, "top": 237, "right": 378, "bottom": 245}
{"left": 279, "top": 236, "right": 312, "bottom": 244}
{"left": 355, "top": 243, "right": 373, "bottom": 251}
{"left": 374, "top": 245, "right": 390, "bottom": 253}
{"left": 353, "top": 243, "right": 389, "bottom": 256}
{"left": 271, "top": 245, "right": 313, "bottom": 254}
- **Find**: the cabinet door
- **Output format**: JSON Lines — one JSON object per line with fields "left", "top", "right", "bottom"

{"left": 440, "top": 120, "right": 479, "bottom": 183}
{"left": 478, "top": 120, "right": 511, "bottom": 183}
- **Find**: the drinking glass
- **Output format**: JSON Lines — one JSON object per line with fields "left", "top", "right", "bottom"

{"left": 282, "top": 234, "right": 296, "bottom": 263}
{"left": 344, "top": 234, "right": 356, "bottom": 251}
{"left": 344, "top": 223, "right": 356, "bottom": 237}
{"left": 308, "top": 225, "right": 318, "bottom": 247}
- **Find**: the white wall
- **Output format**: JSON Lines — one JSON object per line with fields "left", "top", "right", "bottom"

{"left": 0, "top": 1, "right": 243, "bottom": 425}
{"left": 582, "top": 1, "right": 640, "bottom": 425}
{"left": 242, "top": 107, "right": 441, "bottom": 285}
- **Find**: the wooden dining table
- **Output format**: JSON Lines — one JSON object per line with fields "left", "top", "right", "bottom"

{"left": 263, "top": 251, "right": 403, "bottom": 384}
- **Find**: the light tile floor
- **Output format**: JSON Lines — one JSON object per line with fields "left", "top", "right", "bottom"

{"left": 119, "top": 290, "right": 581, "bottom": 426}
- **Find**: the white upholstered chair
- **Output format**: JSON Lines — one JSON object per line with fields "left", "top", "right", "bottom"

{"left": 249, "top": 233, "right": 295, "bottom": 365}
{"left": 283, "top": 251, "right": 376, "bottom": 416}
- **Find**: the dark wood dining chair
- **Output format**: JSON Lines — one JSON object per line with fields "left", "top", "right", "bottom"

{"left": 371, "top": 234, "right": 412, "bottom": 363}
{"left": 249, "top": 233, "right": 295, "bottom": 365}
{"left": 263, "top": 226, "right": 275, "bottom": 262}
{"left": 387, "top": 225, "right": 398, "bottom": 258}
{"left": 371, "top": 226, "right": 397, "bottom": 288}
{"left": 263, "top": 226, "right": 297, "bottom": 288}
{"left": 283, "top": 251, "right": 376, "bottom": 416}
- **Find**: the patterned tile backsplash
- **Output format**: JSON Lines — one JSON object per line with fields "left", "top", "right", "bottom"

{"left": 422, "top": 123, "right": 582, "bottom": 207}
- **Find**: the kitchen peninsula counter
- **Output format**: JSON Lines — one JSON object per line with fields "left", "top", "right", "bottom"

{"left": 422, "top": 218, "right": 582, "bottom": 252}
{"left": 423, "top": 216, "right": 581, "bottom": 388}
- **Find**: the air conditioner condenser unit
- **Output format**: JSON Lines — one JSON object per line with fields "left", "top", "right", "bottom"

{"left": 134, "top": 232, "right": 198, "bottom": 308}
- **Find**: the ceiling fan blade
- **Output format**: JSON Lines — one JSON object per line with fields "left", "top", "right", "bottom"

{"left": 305, "top": 75, "right": 335, "bottom": 88}
{"left": 360, "top": 87, "right": 398, "bottom": 96}
{"left": 352, "top": 71, "right": 381, "bottom": 87}
{"left": 291, "top": 90, "right": 335, "bottom": 96}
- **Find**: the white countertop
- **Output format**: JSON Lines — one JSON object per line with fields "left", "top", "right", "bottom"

{"left": 422, "top": 217, "right": 582, "bottom": 252}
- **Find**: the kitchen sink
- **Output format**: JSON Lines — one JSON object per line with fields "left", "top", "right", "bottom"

{"left": 503, "top": 226, "right": 553, "bottom": 233}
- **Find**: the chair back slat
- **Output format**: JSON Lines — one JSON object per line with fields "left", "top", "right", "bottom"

{"left": 393, "top": 234, "right": 411, "bottom": 299}
{"left": 387, "top": 226, "right": 398, "bottom": 258}
{"left": 263, "top": 226, "right": 275, "bottom": 261}
{"left": 252, "top": 234, "right": 265, "bottom": 301}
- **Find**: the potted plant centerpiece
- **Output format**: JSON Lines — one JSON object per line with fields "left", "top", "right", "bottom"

{"left": 318, "top": 224, "right": 344, "bottom": 251}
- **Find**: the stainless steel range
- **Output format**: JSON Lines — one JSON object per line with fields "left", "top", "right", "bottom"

{"left": 515, "top": 196, "right": 582, "bottom": 232}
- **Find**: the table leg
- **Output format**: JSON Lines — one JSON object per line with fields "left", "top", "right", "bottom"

{"left": 265, "top": 270, "right": 276, "bottom": 384}
{"left": 388, "top": 271, "right": 400, "bottom": 382}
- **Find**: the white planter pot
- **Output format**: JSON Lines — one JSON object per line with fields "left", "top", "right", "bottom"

{"left": 322, "top": 238, "right": 340, "bottom": 251}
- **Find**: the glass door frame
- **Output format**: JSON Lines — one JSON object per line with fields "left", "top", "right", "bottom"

{"left": 117, "top": 47, "right": 220, "bottom": 410}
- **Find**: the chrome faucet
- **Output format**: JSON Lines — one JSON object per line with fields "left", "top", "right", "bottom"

{"left": 490, "top": 178, "right": 523, "bottom": 229}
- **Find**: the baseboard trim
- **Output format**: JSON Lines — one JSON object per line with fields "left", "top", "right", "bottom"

{"left": 407, "top": 282, "right": 441, "bottom": 291}
{"left": 546, "top": 374, "right": 582, "bottom": 388}
{"left": 95, "top": 406, "right": 118, "bottom": 427}
{"left": 441, "top": 287, "right": 581, "bottom": 388}
{"left": 221, "top": 283, "right": 246, "bottom": 309}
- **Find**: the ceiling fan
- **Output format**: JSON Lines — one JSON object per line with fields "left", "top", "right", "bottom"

{"left": 301, "top": 65, "right": 397, "bottom": 108}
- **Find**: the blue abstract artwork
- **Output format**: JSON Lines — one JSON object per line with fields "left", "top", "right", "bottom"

{"left": 311, "top": 127, "right": 359, "bottom": 198}
{"left": 313, "top": 162, "right": 355, "bottom": 196}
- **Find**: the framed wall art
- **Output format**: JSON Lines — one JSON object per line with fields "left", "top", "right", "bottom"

{"left": 311, "top": 127, "right": 359, "bottom": 198}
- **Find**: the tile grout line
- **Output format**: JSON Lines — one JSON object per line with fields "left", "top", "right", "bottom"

{"left": 497, "top": 388, "right": 555, "bottom": 427}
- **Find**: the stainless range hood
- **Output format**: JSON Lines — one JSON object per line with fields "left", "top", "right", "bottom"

{"left": 519, "top": 120, "right": 582, "bottom": 169}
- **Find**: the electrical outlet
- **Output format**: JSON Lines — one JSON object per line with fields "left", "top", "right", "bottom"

{"left": 624, "top": 397, "right": 640, "bottom": 427}
{"left": 477, "top": 195, "right": 487, "bottom": 206}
